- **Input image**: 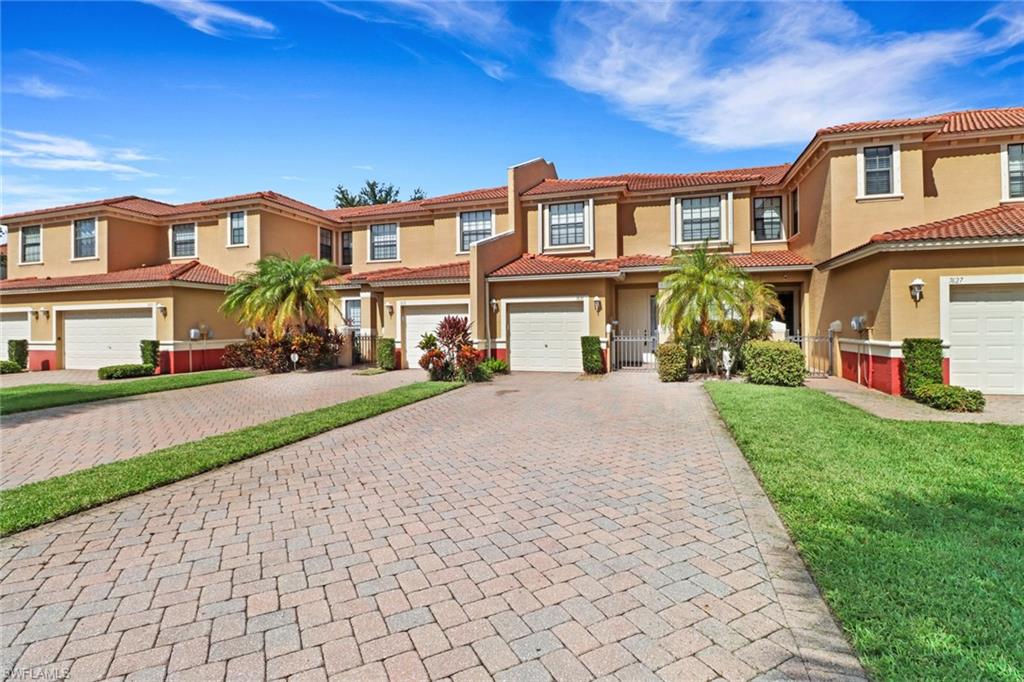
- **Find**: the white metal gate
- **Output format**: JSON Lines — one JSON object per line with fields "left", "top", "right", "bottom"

{"left": 612, "top": 330, "right": 658, "bottom": 371}
{"left": 787, "top": 334, "right": 833, "bottom": 377}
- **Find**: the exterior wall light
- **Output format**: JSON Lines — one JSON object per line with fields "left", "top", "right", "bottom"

{"left": 490, "top": 298, "right": 499, "bottom": 313}
{"left": 32, "top": 307, "right": 50, "bottom": 320}
{"left": 156, "top": 304, "right": 168, "bottom": 316}
{"left": 909, "top": 278, "right": 925, "bottom": 303}
{"left": 593, "top": 298, "right": 602, "bottom": 313}
{"left": 385, "top": 303, "right": 395, "bottom": 316}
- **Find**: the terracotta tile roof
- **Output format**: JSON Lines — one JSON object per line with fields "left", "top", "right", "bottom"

{"left": 817, "top": 106, "right": 1024, "bottom": 137}
{"left": 326, "top": 186, "right": 508, "bottom": 221}
{"left": 608, "top": 254, "right": 671, "bottom": 269}
{"left": 489, "top": 254, "right": 620, "bottom": 277}
{"left": 0, "top": 260, "right": 234, "bottom": 291}
{"left": 609, "top": 251, "right": 811, "bottom": 270}
{"left": 869, "top": 203, "right": 1024, "bottom": 244}
{"left": 420, "top": 186, "right": 507, "bottom": 206}
{"left": 347, "top": 261, "right": 470, "bottom": 284}
{"left": 2, "top": 191, "right": 338, "bottom": 224}
{"left": 522, "top": 164, "right": 792, "bottom": 197}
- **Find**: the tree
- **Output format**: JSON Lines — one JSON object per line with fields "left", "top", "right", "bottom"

{"left": 657, "top": 244, "right": 744, "bottom": 373}
{"left": 333, "top": 179, "right": 425, "bottom": 208}
{"left": 735, "top": 277, "right": 783, "bottom": 338}
{"left": 220, "top": 255, "right": 341, "bottom": 338}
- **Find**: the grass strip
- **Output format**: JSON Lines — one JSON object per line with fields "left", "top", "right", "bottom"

{"left": 354, "top": 368, "right": 389, "bottom": 376}
{"left": 705, "top": 381, "right": 1024, "bottom": 681}
{"left": 1, "top": 370, "right": 254, "bottom": 415}
{"left": 0, "top": 381, "right": 461, "bottom": 536}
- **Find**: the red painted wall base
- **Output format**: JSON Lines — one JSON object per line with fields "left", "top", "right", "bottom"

{"left": 490, "top": 348, "right": 508, "bottom": 361}
{"left": 840, "top": 351, "right": 950, "bottom": 395}
{"left": 160, "top": 348, "right": 227, "bottom": 374}
{"left": 27, "top": 350, "right": 57, "bottom": 371}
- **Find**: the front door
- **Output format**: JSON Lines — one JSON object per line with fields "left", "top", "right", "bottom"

{"left": 775, "top": 290, "right": 800, "bottom": 337}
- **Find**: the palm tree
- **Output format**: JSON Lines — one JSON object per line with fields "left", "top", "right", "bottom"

{"left": 735, "top": 277, "right": 784, "bottom": 336}
{"left": 658, "top": 244, "right": 744, "bottom": 372}
{"left": 221, "top": 255, "right": 341, "bottom": 338}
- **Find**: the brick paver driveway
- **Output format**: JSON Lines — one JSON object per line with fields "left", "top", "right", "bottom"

{"left": 0, "top": 373, "right": 863, "bottom": 681}
{"left": 1, "top": 369, "right": 421, "bottom": 489}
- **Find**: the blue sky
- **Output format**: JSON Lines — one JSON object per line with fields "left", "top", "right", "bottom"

{"left": 1, "top": 1, "right": 1022, "bottom": 215}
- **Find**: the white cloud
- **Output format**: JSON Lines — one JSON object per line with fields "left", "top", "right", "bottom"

{"left": 462, "top": 52, "right": 511, "bottom": 81}
{"left": 1, "top": 178, "right": 107, "bottom": 215}
{"left": 3, "top": 76, "right": 71, "bottom": 99}
{"left": 1, "top": 130, "right": 156, "bottom": 176}
{"left": 352, "top": 165, "right": 374, "bottom": 172}
{"left": 551, "top": 2, "right": 1024, "bottom": 149}
{"left": 281, "top": 175, "right": 307, "bottom": 182}
{"left": 144, "top": 187, "right": 178, "bottom": 196}
{"left": 324, "top": 0, "right": 522, "bottom": 48}
{"left": 22, "top": 50, "right": 90, "bottom": 73}
{"left": 112, "top": 148, "right": 160, "bottom": 162}
{"left": 140, "top": 0, "right": 276, "bottom": 37}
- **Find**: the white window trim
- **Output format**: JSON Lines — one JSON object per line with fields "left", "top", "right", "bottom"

{"left": 227, "top": 210, "right": 249, "bottom": 248}
{"left": 340, "top": 230, "right": 353, "bottom": 266}
{"left": 168, "top": 222, "right": 198, "bottom": 260}
{"left": 856, "top": 142, "right": 903, "bottom": 201}
{"left": 368, "top": 222, "right": 401, "bottom": 263}
{"left": 1001, "top": 143, "right": 1024, "bottom": 203}
{"left": 70, "top": 216, "right": 100, "bottom": 261}
{"left": 671, "top": 193, "right": 732, "bottom": 246}
{"left": 17, "top": 225, "right": 44, "bottom": 266}
{"left": 939, "top": 273, "right": 1024, "bottom": 344}
{"left": 752, "top": 196, "right": 787, "bottom": 244}
{"left": 455, "top": 209, "right": 495, "bottom": 255}
{"left": 541, "top": 199, "right": 594, "bottom": 253}
{"left": 318, "top": 227, "right": 336, "bottom": 262}
{"left": 340, "top": 296, "right": 362, "bottom": 329}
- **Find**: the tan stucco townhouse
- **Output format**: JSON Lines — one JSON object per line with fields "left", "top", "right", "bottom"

{"left": 2, "top": 106, "right": 1022, "bottom": 394}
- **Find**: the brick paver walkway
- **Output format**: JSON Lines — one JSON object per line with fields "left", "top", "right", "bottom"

{"left": 811, "top": 376, "right": 1024, "bottom": 425}
{"left": 1, "top": 369, "right": 421, "bottom": 489}
{"left": 0, "top": 373, "right": 863, "bottom": 681}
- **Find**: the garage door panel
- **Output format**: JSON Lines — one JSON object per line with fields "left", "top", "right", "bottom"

{"left": 401, "top": 304, "right": 468, "bottom": 368}
{"left": 64, "top": 309, "right": 154, "bottom": 370}
{"left": 0, "top": 312, "right": 31, "bottom": 362}
{"left": 948, "top": 283, "right": 1023, "bottom": 395}
{"left": 508, "top": 301, "right": 585, "bottom": 373}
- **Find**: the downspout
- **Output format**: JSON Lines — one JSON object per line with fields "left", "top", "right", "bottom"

{"left": 485, "top": 278, "right": 492, "bottom": 359}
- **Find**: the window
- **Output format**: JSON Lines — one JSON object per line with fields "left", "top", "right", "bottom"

{"left": 20, "top": 226, "right": 41, "bottom": 263}
{"left": 229, "top": 211, "right": 246, "bottom": 245}
{"left": 319, "top": 228, "right": 334, "bottom": 261}
{"left": 171, "top": 223, "right": 196, "bottom": 258}
{"left": 790, "top": 188, "right": 799, "bottom": 236}
{"left": 369, "top": 223, "right": 398, "bottom": 261}
{"left": 73, "top": 218, "right": 96, "bottom": 259}
{"left": 754, "top": 197, "right": 783, "bottom": 241}
{"left": 459, "top": 210, "right": 493, "bottom": 252}
{"left": 344, "top": 299, "right": 361, "bottom": 328}
{"left": 679, "top": 196, "right": 721, "bottom": 242}
{"left": 547, "top": 202, "right": 586, "bottom": 247}
{"left": 341, "top": 231, "right": 353, "bottom": 265}
{"left": 863, "top": 145, "right": 893, "bottom": 195}
{"left": 1008, "top": 144, "right": 1024, "bottom": 199}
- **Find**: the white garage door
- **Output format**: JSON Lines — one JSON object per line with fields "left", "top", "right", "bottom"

{"left": 948, "top": 284, "right": 1024, "bottom": 395}
{"left": 64, "top": 309, "right": 154, "bottom": 369}
{"left": 402, "top": 303, "right": 469, "bottom": 368}
{"left": 0, "top": 312, "right": 31, "bottom": 361}
{"left": 508, "top": 301, "right": 586, "bottom": 372}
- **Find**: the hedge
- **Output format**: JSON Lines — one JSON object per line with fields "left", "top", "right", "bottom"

{"left": 913, "top": 383, "right": 985, "bottom": 412}
{"left": 0, "top": 360, "right": 22, "bottom": 374}
{"left": 901, "top": 338, "right": 943, "bottom": 397}
{"left": 742, "top": 340, "right": 806, "bottom": 387}
{"left": 377, "top": 337, "right": 397, "bottom": 370}
{"left": 97, "top": 363, "right": 155, "bottom": 380}
{"left": 140, "top": 339, "right": 160, "bottom": 367}
{"left": 655, "top": 343, "right": 688, "bottom": 382}
{"left": 7, "top": 339, "right": 28, "bottom": 370}
{"left": 581, "top": 336, "right": 605, "bottom": 374}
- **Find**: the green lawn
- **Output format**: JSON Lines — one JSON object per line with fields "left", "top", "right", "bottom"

{"left": 706, "top": 382, "right": 1024, "bottom": 681}
{"left": 0, "top": 381, "right": 461, "bottom": 535}
{"left": 0, "top": 370, "right": 254, "bottom": 415}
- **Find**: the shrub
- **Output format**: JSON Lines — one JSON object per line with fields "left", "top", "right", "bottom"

{"left": 581, "top": 336, "right": 605, "bottom": 374}
{"left": 377, "top": 337, "right": 397, "bottom": 370}
{"left": 221, "top": 342, "right": 255, "bottom": 369}
{"left": 455, "top": 343, "right": 487, "bottom": 382}
{"left": 901, "top": 338, "right": 944, "bottom": 397}
{"left": 139, "top": 339, "right": 159, "bottom": 367}
{"left": 291, "top": 325, "right": 345, "bottom": 370}
{"left": 913, "top": 383, "right": 985, "bottom": 412}
{"left": 742, "top": 340, "right": 806, "bottom": 387}
{"left": 98, "top": 363, "right": 155, "bottom": 380}
{"left": 1, "top": 360, "right": 22, "bottom": 374}
{"left": 655, "top": 343, "right": 688, "bottom": 382}
{"left": 7, "top": 339, "right": 28, "bottom": 369}
{"left": 480, "top": 357, "right": 509, "bottom": 375}
{"left": 437, "top": 316, "right": 472, "bottom": 359}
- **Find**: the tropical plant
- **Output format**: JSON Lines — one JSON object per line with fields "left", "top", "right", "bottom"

{"left": 658, "top": 245, "right": 744, "bottom": 373}
{"left": 221, "top": 255, "right": 341, "bottom": 338}
{"left": 480, "top": 358, "right": 509, "bottom": 375}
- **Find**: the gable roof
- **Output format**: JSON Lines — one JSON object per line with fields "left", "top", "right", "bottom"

{"left": 342, "top": 261, "right": 470, "bottom": 285}
{"left": 0, "top": 260, "right": 234, "bottom": 292}
{"left": 1, "top": 191, "right": 339, "bottom": 225}
{"left": 522, "top": 164, "right": 792, "bottom": 197}
{"left": 821, "top": 203, "right": 1024, "bottom": 269}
